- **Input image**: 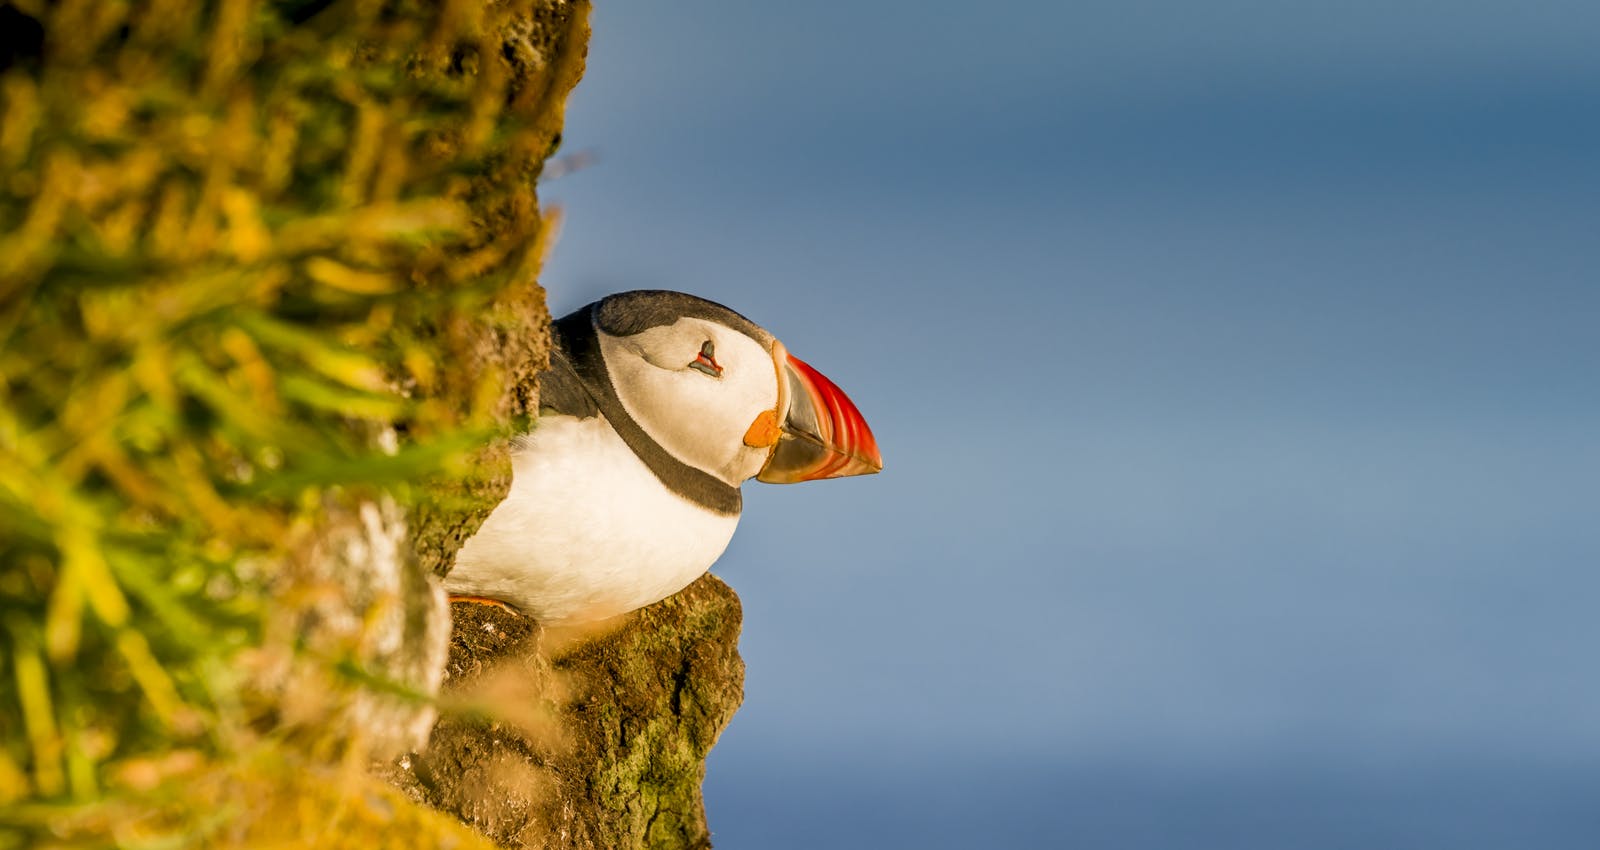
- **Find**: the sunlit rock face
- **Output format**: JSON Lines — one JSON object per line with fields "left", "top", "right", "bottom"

{"left": 249, "top": 496, "right": 450, "bottom": 758}
{"left": 383, "top": 574, "right": 746, "bottom": 850}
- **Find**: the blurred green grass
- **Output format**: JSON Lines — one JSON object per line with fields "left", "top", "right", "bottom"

{"left": 0, "top": 1, "right": 579, "bottom": 845}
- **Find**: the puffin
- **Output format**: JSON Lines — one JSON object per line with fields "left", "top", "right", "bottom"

{"left": 444, "top": 290, "right": 882, "bottom": 624}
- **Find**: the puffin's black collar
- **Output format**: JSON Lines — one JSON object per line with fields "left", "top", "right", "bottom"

{"left": 549, "top": 307, "right": 744, "bottom": 516}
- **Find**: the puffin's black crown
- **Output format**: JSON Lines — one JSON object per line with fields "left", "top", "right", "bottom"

{"left": 592, "top": 290, "right": 772, "bottom": 346}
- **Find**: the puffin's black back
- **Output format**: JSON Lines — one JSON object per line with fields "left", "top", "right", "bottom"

{"left": 537, "top": 345, "right": 600, "bottom": 419}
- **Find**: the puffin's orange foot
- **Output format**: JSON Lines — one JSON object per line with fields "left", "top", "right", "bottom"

{"left": 448, "top": 595, "right": 522, "bottom": 615}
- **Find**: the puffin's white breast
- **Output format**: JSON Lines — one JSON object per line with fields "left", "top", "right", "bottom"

{"left": 445, "top": 415, "right": 741, "bottom": 624}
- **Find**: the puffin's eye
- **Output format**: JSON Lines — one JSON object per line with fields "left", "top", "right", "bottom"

{"left": 688, "top": 340, "right": 723, "bottom": 377}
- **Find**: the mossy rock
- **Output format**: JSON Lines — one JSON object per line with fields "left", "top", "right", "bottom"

{"left": 386, "top": 574, "right": 746, "bottom": 850}
{"left": 3, "top": 2, "right": 745, "bottom": 847}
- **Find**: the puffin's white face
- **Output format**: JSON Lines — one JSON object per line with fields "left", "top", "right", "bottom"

{"left": 598, "top": 317, "right": 781, "bottom": 486}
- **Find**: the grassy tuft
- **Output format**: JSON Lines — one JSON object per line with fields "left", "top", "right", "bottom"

{"left": 0, "top": 0, "right": 585, "bottom": 845}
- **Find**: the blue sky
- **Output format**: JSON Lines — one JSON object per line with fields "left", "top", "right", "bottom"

{"left": 541, "top": 2, "right": 1600, "bottom": 846}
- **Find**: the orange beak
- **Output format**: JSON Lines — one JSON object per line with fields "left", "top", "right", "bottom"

{"left": 755, "top": 341, "right": 883, "bottom": 484}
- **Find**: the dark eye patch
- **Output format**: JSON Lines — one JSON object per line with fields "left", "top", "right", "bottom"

{"left": 689, "top": 340, "right": 723, "bottom": 377}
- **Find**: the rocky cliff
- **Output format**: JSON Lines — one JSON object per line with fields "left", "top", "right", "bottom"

{"left": 0, "top": 2, "right": 743, "bottom": 847}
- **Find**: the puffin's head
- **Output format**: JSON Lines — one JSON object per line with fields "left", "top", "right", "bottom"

{"left": 592, "top": 290, "right": 882, "bottom": 488}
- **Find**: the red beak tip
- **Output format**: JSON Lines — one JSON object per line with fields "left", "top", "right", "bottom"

{"left": 762, "top": 349, "right": 884, "bottom": 483}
